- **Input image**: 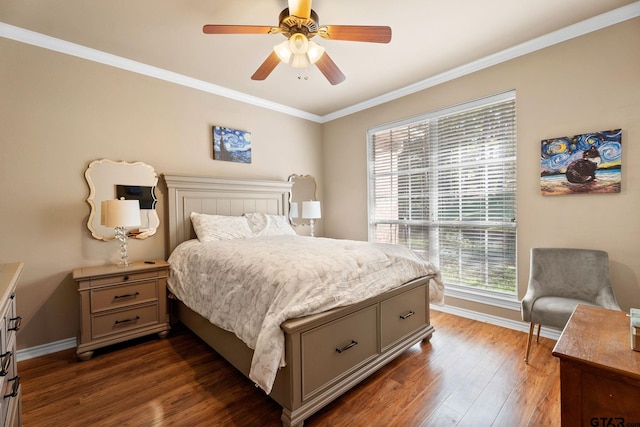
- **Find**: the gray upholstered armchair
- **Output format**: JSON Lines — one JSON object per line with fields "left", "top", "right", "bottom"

{"left": 521, "top": 247, "right": 621, "bottom": 363}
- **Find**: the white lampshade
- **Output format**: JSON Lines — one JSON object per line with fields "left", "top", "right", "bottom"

{"left": 289, "top": 33, "right": 308, "bottom": 55}
{"left": 101, "top": 199, "right": 141, "bottom": 227}
{"left": 306, "top": 40, "right": 325, "bottom": 64}
{"left": 274, "top": 40, "right": 292, "bottom": 63}
{"left": 302, "top": 200, "right": 321, "bottom": 219}
{"left": 289, "top": 202, "right": 299, "bottom": 219}
{"left": 291, "top": 53, "right": 310, "bottom": 69}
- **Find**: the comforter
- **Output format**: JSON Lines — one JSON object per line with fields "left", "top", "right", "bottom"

{"left": 168, "top": 235, "right": 443, "bottom": 393}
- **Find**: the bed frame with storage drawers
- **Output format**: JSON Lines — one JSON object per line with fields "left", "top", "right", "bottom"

{"left": 163, "top": 174, "right": 435, "bottom": 427}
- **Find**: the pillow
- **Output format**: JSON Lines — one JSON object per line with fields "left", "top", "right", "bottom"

{"left": 190, "top": 212, "right": 253, "bottom": 242}
{"left": 244, "top": 212, "right": 297, "bottom": 236}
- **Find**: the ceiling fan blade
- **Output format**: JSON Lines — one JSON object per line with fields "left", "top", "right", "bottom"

{"left": 203, "top": 25, "right": 275, "bottom": 35}
{"left": 251, "top": 51, "right": 281, "bottom": 81}
{"left": 288, "top": 0, "right": 312, "bottom": 19}
{"left": 315, "top": 53, "right": 346, "bottom": 85}
{"left": 321, "top": 25, "right": 392, "bottom": 43}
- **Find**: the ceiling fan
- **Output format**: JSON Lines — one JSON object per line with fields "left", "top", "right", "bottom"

{"left": 202, "top": 0, "right": 392, "bottom": 85}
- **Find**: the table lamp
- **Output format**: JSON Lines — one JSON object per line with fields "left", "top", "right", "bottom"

{"left": 302, "top": 200, "right": 321, "bottom": 237}
{"left": 101, "top": 198, "right": 141, "bottom": 267}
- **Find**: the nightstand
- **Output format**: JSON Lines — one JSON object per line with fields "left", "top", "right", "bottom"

{"left": 73, "top": 260, "right": 170, "bottom": 361}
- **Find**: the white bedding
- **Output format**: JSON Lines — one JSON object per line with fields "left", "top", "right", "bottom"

{"left": 168, "top": 235, "right": 443, "bottom": 393}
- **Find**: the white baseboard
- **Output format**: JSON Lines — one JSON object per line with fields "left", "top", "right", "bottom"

{"left": 17, "top": 337, "right": 77, "bottom": 362}
{"left": 431, "top": 304, "right": 562, "bottom": 341}
{"left": 16, "top": 305, "right": 561, "bottom": 362}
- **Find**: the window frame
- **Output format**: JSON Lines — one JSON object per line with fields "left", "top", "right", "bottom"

{"left": 366, "top": 91, "right": 519, "bottom": 311}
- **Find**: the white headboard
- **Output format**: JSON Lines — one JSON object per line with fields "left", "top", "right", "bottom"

{"left": 162, "top": 174, "right": 292, "bottom": 253}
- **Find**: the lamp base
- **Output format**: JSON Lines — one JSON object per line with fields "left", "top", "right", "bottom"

{"left": 309, "top": 219, "right": 315, "bottom": 237}
{"left": 114, "top": 226, "right": 130, "bottom": 267}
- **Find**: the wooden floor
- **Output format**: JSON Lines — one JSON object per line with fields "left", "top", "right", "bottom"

{"left": 18, "top": 310, "right": 560, "bottom": 426}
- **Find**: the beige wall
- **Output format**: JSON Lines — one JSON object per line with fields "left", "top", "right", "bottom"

{"left": 2, "top": 18, "right": 639, "bottom": 352}
{"left": 0, "top": 38, "right": 322, "bottom": 349}
{"left": 323, "top": 18, "right": 640, "bottom": 320}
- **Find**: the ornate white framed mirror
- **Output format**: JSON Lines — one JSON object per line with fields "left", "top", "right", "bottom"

{"left": 85, "top": 159, "right": 159, "bottom": 240}
{"left": 288, "top": 174, "right": 317, "bottom": 226}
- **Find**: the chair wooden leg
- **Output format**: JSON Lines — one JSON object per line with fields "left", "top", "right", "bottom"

{"left": 535, "top": 324, "right": 542, "bottom": 343}
{"left": 525, "top": 322, "right": 536, "bottom": 363}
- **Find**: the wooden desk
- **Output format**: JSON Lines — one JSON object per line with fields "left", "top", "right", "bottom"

{"left": 552, "top": 305, "right": 640, "bottom": 427}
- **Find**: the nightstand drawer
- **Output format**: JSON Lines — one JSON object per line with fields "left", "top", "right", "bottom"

{"left": 91, "top": 304, "right": 159, "bottom": 339}
{"left": 91, "top": 281, "right": 158, "bottom": 313}
{"left": 88, "top": 270, "right": 161, "bottom": 287}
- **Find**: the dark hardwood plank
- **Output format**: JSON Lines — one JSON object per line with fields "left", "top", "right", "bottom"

{"left": 18, "top": 310, "right": 560, "bottom": 426}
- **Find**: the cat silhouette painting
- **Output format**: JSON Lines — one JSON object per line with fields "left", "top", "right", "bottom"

{"left": 540, "top": 129, "right": 621, "bottom": 196}
{"left": 565, "top": 146, "right": 601, "bottom": 184}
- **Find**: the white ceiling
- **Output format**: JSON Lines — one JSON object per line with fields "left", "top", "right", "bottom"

{"left": 1, "top": 0, "right": 638, "bottom": 121}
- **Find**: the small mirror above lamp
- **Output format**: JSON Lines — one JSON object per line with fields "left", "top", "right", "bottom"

{"left": 85, "top": 159, "right": 160, "bottom": 241}
{"left": 288, "top": 174, "right": 321, "bottom": 237}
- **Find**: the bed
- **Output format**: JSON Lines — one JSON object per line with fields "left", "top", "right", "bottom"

{"left": 162, "top": 174, "right": 443, "bottom": 427}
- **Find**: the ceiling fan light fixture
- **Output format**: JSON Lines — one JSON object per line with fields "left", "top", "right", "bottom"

{"left": 291, "top": 53, "right": 310, "bottom": 69}
{"left": 306, "top": 40, "right": 325, "bottom": 64}
{"left": 273, "top": 40, "right": 292, "bottom": 63}
{"left": 288, "top": 33, "right": 309, "bottom": 55}
{"left": 274, "top": 33, "right": 322, "bottom": 68}
{"left": 204, "top": 0, "right": 392, "bottom": 85}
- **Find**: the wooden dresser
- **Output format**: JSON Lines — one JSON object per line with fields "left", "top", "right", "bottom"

{"left": 552, "top": 304, "right": 640, "bottom": 427}
{"left": 0, "top": 263, "right": 23, "bottom": 427}
{"left": 73, "top": 260, "right": 170, "bottom": 360}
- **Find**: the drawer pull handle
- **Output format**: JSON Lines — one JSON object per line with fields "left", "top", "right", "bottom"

{"left": 400, "top": 311, "right": 415, "bottom": 320}
{"left": 336, "top": 340, "right": 358, "bottom": 354}
{"left": 123, "top": 275, "right": 130, "bottom": 281}
{"left": 114, "top": 292, "right": 140, "bottom": 300}
{"left": 4, "top": 376, "right": 19, "bottom": 399}
{"left": 0, "top": 351, "right": 11, "bottom": 376}
{"left": 8, "top": 316, "right": 21, "bottom": 332}
{"left": 114, "top": 316, "right": 140, "bottom": 326}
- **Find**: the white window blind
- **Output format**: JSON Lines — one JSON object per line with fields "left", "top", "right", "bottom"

{"left": 367, "top": 92, "right": 517, "bottom": 295}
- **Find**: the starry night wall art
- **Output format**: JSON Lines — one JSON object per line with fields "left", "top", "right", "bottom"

{"left": 212, "top": 126, "right": 252, "bottom": 163}
{"left": 540, "top": 129, "right": 621, "bottom": 196}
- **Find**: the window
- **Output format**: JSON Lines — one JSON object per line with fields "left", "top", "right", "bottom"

{"left": 367, "top": 92, "right": 517, "bottom": 301}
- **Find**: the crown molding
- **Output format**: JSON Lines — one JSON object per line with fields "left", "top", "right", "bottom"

{"left": 1, "top": 1, "right": 638, "bottom": 124}
{"left": 322, "top": 1, "right": 640, "bottom": 122}
{"left": 0, "top": 22, "right": 323, "bottom": 123}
